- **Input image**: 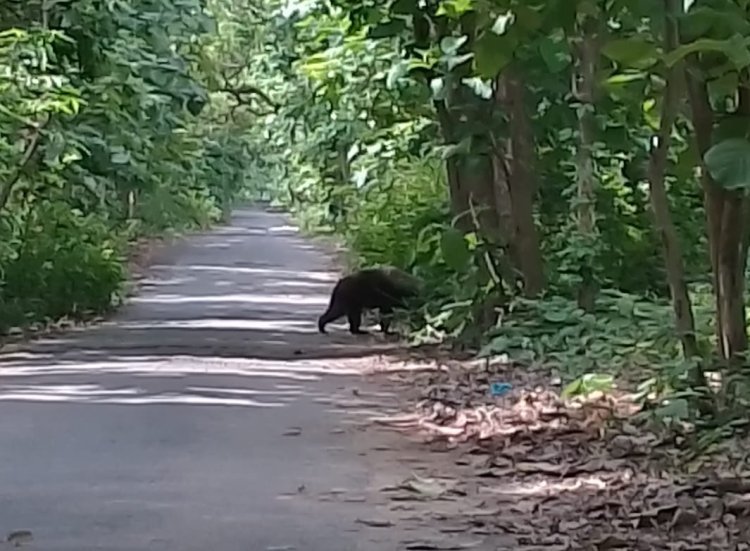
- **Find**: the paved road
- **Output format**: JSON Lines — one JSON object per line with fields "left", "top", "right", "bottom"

{"left": 0, "top": 208, "right": 410, "bottom": 551}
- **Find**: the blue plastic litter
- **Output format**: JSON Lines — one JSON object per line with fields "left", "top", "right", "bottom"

{"left": 489, "top": 382, "right": 512, "bottom": 397}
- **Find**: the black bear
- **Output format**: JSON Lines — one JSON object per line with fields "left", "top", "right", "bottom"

{"left": 317, "top": 266, "right": 422, "bottom": 335}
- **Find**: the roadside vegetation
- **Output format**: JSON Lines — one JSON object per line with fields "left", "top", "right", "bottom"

{"left": 240, "top": 0, "right": 750, "bottom": 439}
{"left": 0, "top": 0, "right": 257, "bottom": 337}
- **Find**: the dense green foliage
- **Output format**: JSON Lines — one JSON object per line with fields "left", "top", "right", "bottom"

{"left": 0, "top": 0, "right": 256, "bottom": 332}
{"left": 232, "top": 0, "right": 750, "bottom": 426}
{"left": 4, "top": 0, "right": 750, "bottom": 429}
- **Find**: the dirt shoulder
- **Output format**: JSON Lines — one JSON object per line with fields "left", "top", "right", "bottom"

{"left": 346, "top": 347, "right": 750, "bottom": 549}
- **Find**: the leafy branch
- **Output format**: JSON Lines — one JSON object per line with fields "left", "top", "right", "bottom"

{"left": 0, "top": 114, "right": 50, "bottom": 212}
{"left": 217, "top": 64, "right": 279, "bottom": 117}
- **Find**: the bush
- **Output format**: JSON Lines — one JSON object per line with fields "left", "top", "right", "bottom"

{"left": 344, "top": 158, "right": 450, "bottom": 271}
{"left": 0, "top": 202, "right": 125, "bottom": 332}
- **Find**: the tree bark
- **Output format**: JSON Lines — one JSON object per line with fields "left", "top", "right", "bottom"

{"left": 647, "top": 0, "right": 699, "bottom": 362}
{"left": 572, "top": 16, "right": 600, "bottom": 311}
{"left": 717, "top": 196, "right": 747, "bottom": 359}
{"left": 435, "top": 100, "right": 472, "bottom": 231}
{"left": 498, "top": 68, "right": 545, "bottom": 297}
{"left": 684, "top": 59, "right": 749, "bottom": 361}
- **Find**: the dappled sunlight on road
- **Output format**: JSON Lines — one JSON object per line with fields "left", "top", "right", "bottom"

{"left": 267, "top": 224, "right": 300, "bottom": 234}
{"left": 130, "top": 293, "right": 330, "bottom": 306}
{"left": 119, "top": 319, "right": 314, "bottom": 331}
{"left": 0, "top": 348, "right": 413, "bottom": 411}
{"left": 0, "top": 382, "right": 294, "bottom": 408}
{"left": 0, "top": 208, "right": 431, "bottom": 551}
{"left": 147, "top": 264, "right": 337, "bottom": 281}
{"left": 0, "top": 354, "right": 370, "bottom": 410}
{"left": 0, "top": 354, "right": 369, "bottom": 379}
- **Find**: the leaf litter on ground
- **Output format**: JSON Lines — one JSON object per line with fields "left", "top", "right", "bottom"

{"left": 361, "top": 350, "right": 750, "bottom": 549}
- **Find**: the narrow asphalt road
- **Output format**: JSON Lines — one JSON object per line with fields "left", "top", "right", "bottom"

{"left": 0, "top": 208, "right": 413, "bottom": 551}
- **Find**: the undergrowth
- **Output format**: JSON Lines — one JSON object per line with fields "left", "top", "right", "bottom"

{"left": 0, "top": 189, "right": 225, "bottom": 336}
{"left": 274, "top": 154, "right": 742, "bottom": 430}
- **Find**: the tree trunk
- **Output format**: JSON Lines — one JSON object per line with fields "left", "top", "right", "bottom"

{"left": 684, "top": 59, "right": 749, "bottom": 362}
{"left": 572, "top": 16, "right": 600, "bottom": 311}
{"left": 489, "top": 141, "right": 522, "bottom": 289}
{"left": 717, "top": 196, "right": 747, "bottom": 360}
{"left": 647, "top": 0, "right": 699, "bottom": 362}
{"left": 435, "top": 100, "right": 472, "bottom": 231}
{"left": 740, "top": 199, "right": 750, "bottom": 278}
{"left": 498, "top": 68, "right": 545, "bottom": 297}
{"left": 435, "top": 70, "right": 505, "bottom": 330}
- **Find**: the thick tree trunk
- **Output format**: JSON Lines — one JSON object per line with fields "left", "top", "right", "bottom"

{"left": 490, "top": 147, "right": 516, "bottom": 247}
{"left": 485, "top": 136, "right": 526, "bottom": 295}
{"left": 499, "top": 68, "right": 545, "bottom": 297}
{"left": 435, "top": 73, "right": 505, "bottom": 331}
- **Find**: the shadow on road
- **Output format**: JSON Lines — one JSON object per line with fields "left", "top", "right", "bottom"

{"left": 0, "top": 207, "right": 420, "bottom": 410}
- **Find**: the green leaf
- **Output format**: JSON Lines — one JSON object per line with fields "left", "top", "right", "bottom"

{"left": 445, "top": 52, "right": 474, "bottom": 71}
{"left": 679, "top": 6, "right": 714, "bottom": 42}
{"left": 386, "top": 61, "right": 409, "bottom": 89}
{"left": 440, "top": 227, "right": 471, "bottom": 271}
{"left": 441, "top": 136, "right": 472, "bottom": 159}
{"left": 110, "top": 150, "right": 131, "bottom": 164}
{"left": 515, "top": 5, "right": 542, "bottom": 31}
{"left": 615, "top": 296, "right": 635, "bottom": 316}
{"left": 463, "top": 77, "right": 493, "bottom": 99}
{"left": 680, "top": 6, "right": 750, "bottom": 42}
{"left": 561, "top": 373, "right": 614, "bottom": 399}
{"left": 491, "top": 12, "right": 514, "bottom": 35}
{"left": 43, "top": 135, "right": 66, "bottom": 164}
{"left": 663, "top": 37, "right": 741, "bottom": 68}
{"left": 601, "top": 37, "right": 658, "bottom": 69}
{"left": 474, "top": 33, "right": 515, "bottom": 78}
{"left": 704, "top": 138, "right": 750, "bottom": 190}
{"left": 440, "top": 35, "right": 468, "bottom": 55}
{"left": 437, "top": 0, "right": 475, "bottom": 18}
{"left": 725, "top": 33, "right": 750, "bottom": 69}
{"left": 561, "top": 379, "right": 582, "bottom": 398}
{"left": 603, "top": 71, "right": 647, "bottom": 85}
{"left": 708, "top": 72, "right": 740, "bottom": 101}
{"left": 542, "top": 308, "right": 572, "bottom": 323}
{"left": 368, "top": 18, "right": 407, "bottom": 39}
{"left": 478, "top": 335, "right": 512, "bottom": 357}
{"left": 538, "top": 37, "right": 570, "bottom": 73}
{"left": 391, "top": 0, "right": 419, "bottom": 15}
{"left": 654, "top": 398, "right": 690, "bottom": 421}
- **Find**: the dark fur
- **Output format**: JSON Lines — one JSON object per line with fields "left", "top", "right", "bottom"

{"left": 318, "top": 267, "right": 421, "bottom": 335}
